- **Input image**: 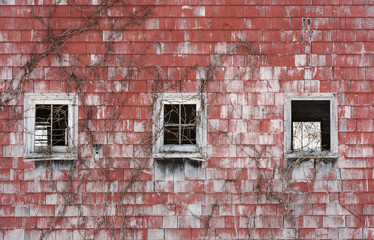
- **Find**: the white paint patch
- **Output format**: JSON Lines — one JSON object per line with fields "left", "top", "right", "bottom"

{"left": 359, "top": 55, "right": 370, "bottom": 67}
{"left": 224, "top": 67, "right": 234, "bottom": 80}
{"left": 259, "top": 67, "right": 272, "bottom": 80}
{"left": 318, "top": 55, "right": 327, "bottom": 66}
{"left": 9, "top": 133, "right": 17, "bottom": 145}
{"left": 242, "top": 106, "right": 251, "bottom": 120}
{"left": 34, "top": 81, "right": 47, "bottom": 92}
{"left": 208, "top": 119, "right": 219, "bottom": 130}
{"left": 97, "top": 106, "right": 105, "bottom": 119}
{"left": 177, "top": 18, "right": 188, "bottom": 29}
{"left": 0, "top": 31, "right": 5, "bottom": 41}
{"left": 103, "top": 30, "right": 122, "bottom": 42}
{"left": 295, "top": 54, "right": 306, "bottom": 66}
{"left": 145, "top": 19, "right": 159, "bottom": 29}
{"left": 226, "top": 80, "right": 243, "bottom": 92}
{"left": 0, "top": 67, "right": 12, "bottom": 80}
{"left": 121, "top": 144, "right": 133, "bottom": 158}
{"left": 195, "top": 6, "right": 205, "bottom": 16}
{"left": 245, "top": 19, "right": 252, "bottom": 28}
{"left": 267, "top": 80, "right": 280, "bottom": 92}
{"left": 187, "top": 204, "right": 202, "bottom": 215}
{"left": 270, "top": 119, "right": 283, "bottom": 132}
{"left": 3, "top": 146, "right": 23, "bottom": 157}
{"left": 274, "top": 93, "right": 284, "bottom": 105}
{"left": 134, "top": 121, "right": 145, "bottom": 132}
{"left": 90, "top": 54, "right": 101, "bottom": 65}
{"left": 60, "top": 54, "right": 70, "bottom": 67}
{"left": 236, "top": 120, "right": 247, "bottom": 133}
{"left": 4, "top": 229, "right": 25, "bottom": 240}
{"left": 46, "top": 194, "right": 58, "bottom": 205}
{"left": 148, "top": 229, "right": 164, "bottom": 239}
{"left": 54, "top": 0, "right": 67, "bottom": 5}
{"left": 342, "top": 106, "right": 351, "bottom": 119}
{"left": 176, "top": 42, "right": 192, "bottom": 54}
{"left": 86, "top": 94, "right": 100, "bottom": 105}
{"left": 304, "top": 79, "right": 320, "bottom": 92}
{"left": 291, "top": 160, "right": 313, "bottom": 180}
{"left": 361, "top": 44, "right": 366, "bottom": 54}
{"left": 259, "top": 133, "right": 273, "bottom": 144}
{"left": 220, "top": 106, "right": 228, "bottom": 119}
{"left": 213, "top": 180, "right": 225, "bottom": 192}
{"left": 215, "top": 42, "right": 227, "bottom": 54}
{"left": 184, "top": 31, "right": 190, "bottom": 41}
{"left": 363, "top": 146, "right": 374, "bottom": 157}
{"left": 0, "top": 0, "right": 15, "bottom": 5}
{"left": 273, "top": 67, "right": 286, "bottom": 80}
{"left": 228, "top": 145, "right": 237, "bottom": 157}
{"left": 304, "top": 68, "right": 317, "bottom": 80}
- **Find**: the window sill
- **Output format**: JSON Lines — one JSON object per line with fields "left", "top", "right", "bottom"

{"left": 285, "top": 151, "right": 338, "bottom": 159}
{"left": 24, "top": 152, "right": 78, "bottom": 162}
{"left": 153, "top": 152, "right": 205, "bottom": 161}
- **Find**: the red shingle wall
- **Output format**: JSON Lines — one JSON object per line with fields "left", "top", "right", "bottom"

{"left": 0, "top": 0, "right": 373, "bottom": 239}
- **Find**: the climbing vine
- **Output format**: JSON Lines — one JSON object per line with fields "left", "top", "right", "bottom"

{"left": 0, "top": 1, "right": 353, "bottom": 240}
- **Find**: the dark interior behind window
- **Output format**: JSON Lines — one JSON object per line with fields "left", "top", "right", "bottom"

{"left": 292, "top": 100, "right": 330, "bottom": 151}
{"left": 35, "top": 104, "right": 68, "bottom": 148}
{"left": 164, "top": 104, "right": 196, "bottom": 145}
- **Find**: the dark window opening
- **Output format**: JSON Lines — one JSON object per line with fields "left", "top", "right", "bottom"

{"left": 291, "top": 100, "right": 330, "bottom": 151}
{"left": 164, "top": 104, "right": 196, "bottom": 145}
{"left": 35, "top": 104, "right": 68, "bottom": 148}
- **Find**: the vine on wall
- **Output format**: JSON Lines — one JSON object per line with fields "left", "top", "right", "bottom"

{"left": 0, "top": 1, "right": 349, "bottom": 240}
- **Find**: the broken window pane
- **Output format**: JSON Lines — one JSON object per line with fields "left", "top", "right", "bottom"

{"left": 35, "top": 104, "right": 68, "bottom": 148}
{"left": 292, "top": 122, "right": 321, "bottom": 151}
{"left": 292, "top": 100, "right": 330, "bottom": 151}
{"left": 35, "top": 105, "right": 51, "bottom": 147}
{"left": 52, "top": 105, "right": 68, "bottom": 146}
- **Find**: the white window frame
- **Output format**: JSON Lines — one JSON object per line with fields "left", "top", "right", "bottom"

{"left": 153, "top": 93, "right": 207, "bottom": 160}
{"left": 24, "top": 93, "right": 78, "bottom": 161}
{"left": 284, "top": 94, "right": 338, "bottom": 159}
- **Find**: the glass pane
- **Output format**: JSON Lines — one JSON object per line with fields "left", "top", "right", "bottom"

{"left": 35, "top": 105, "right": 51, "bottom": 147}
{"left": 52, "top": 105, "right": 68, "bottom": 146}
{"left": 292, "top": 122, "right": 321, "bottom": 151}
{"left": 181, "top": 104, "right": 196, "bottom": 124}
{"left": 164, "top": 104, "right": 179, "bottom": 124}
{"left": 181, "top": 126, "right": 196, "bottom": 144}
{"left": 164, "top": 126, "right": 179, "bottom": 144}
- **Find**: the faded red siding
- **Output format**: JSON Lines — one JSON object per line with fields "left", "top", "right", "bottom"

{"left": 0, "top": 0, "right": 373, "bottom": 239}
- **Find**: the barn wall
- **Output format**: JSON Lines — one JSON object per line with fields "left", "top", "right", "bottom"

{"left": 0, "top": 0, "right": 373, "bottom": 239}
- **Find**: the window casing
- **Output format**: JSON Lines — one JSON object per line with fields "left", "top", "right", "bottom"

{"left": 24, "top": 93, "right": 78, "bottom": 161}
{"left": 153, "top": 93, "right": 206, "bottom": 160}
{"left": 285, "top": 95, "right": 338, "bottom": 159}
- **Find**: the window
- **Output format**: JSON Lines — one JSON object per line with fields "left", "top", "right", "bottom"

{"left": 24, "top": 93, "right": 78, "bottom": 161}
{"left": 292, "top": 121, "right": 321, "bottom": 151}
{"left": 285, "top": 95, "right": 338, "bottom": 159}
{"left": 153, "top": 93, "right": 206, "bottom": 160}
